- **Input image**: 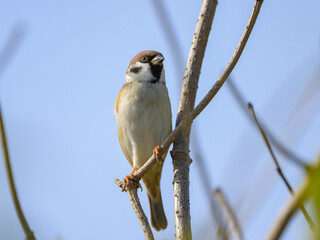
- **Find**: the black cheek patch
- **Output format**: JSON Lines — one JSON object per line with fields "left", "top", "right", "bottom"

{"left": 130, "top": 66, "right": 142, "bottom": 73}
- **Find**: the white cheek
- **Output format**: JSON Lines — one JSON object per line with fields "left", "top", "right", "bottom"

{"left": 125, "top": 62, "right": 153, "bottom": 83}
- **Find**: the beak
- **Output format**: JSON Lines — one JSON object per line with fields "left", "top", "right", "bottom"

{"left": 151, "top": 55, "right": 164, "bottom": 65}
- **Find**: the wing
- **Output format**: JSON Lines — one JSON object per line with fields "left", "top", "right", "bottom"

{"left": 115, "top": 83, "right": 134, "bottom": 166}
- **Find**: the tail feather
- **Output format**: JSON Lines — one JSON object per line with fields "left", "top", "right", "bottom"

{"left": 148, "top": 193, "right": 167, "bottom": 231}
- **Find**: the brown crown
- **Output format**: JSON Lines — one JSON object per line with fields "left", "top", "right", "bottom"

{"left": 127, "top": 50, "right": 163, "bottom": 72}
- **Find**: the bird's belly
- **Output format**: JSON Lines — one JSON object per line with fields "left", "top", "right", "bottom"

{"left": 118, "top": 99, "right": 171, "bottom": 168}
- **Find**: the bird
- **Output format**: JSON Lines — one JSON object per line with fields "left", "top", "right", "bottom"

{"left": 114, "top": 50, "right": 172, "bottom": 231}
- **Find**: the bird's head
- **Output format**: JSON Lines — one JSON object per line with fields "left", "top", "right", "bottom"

{"left": 125, "top": 50, "right": 165, "bottom": 84}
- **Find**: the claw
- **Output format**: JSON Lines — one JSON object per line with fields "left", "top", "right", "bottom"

{"left": 153, "top": 145, "right": 164, "bottom": 164}
{"left": 124, "top": 167, "right": 142, "bottom": 191}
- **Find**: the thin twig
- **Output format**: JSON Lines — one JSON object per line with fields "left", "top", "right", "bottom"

{"left": 115, "top": 179, "right": 154, "bottom": 240}
{"left": 265, "top": 178, "right": 310, "bottom": 240}
{"left": 227, "top": 74, "right": 317, "bottom": 227}
{"left": 0, "top": 106, "right": 36, "bottom": 240}
{"left": 227, "top": 78, "right": 307, "bottom": 166}
{"left": 248, "top": 103, "right": 317, "bottom": 233}
{"left": 189, "top": 0, "right": 263, "bottom": 122}
{"left": 0, "top": 26, "right": 35, "bottom": 240}
{"left": 214, "top": 188, "right": 243, "bottom": 240}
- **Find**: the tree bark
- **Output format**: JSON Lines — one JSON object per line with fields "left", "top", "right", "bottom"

{"left": 171, "top": 1, "right": 218, "bottom": 239}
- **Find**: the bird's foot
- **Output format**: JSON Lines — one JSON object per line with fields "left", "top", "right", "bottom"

{"left": 124, "top": 167, "right": 142, "bottom": 191}
{"left": 153, "top": 145, "right": 164, "bottom": 164}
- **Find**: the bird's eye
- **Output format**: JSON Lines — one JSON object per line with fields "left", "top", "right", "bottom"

{"left": 140, "top": 56, "right": 148, "bottom": 63}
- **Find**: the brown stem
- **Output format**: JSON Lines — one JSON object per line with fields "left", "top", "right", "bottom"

{"left": 151, "top": 1, "right": 226, "bottom": 236}
{"left": 248, "top": 103, "right": 317, "bottom": 233}
{"left": 227, "top": 78, "right": 306, "bottom": 166}
{"left": 171, "top": 0, "right": 218, "bottom": 239}
{"left": 0, "top": 106, "right": 36, "bottom": 240}
{"left": 115, "top": 179, "right": 154, "bottom": 240}
{"left": 265, "top": 179, "right": 310, "bottom": 240}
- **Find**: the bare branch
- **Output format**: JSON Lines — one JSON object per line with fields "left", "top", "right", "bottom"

{"left": 227, "top": 78, "right": 307, "bottom": 166}
{"left": 0, "top": 106, "right": 36, "bottom": 240}
{"left": 0, "top": 26, "right": 35, "bottom": 240}
{"left": 151, "top": 1, "right": 225, "bottom": 236}
{"left": 189, "top": 0, "right": 263, "bottom": 121}
{"left": 115, "top": 179, "right": 154, "bottom": 240}
{"left": 265, "top": 178, "right": 310, "bottom": 240}
{"left": 214, "top": 189, "right": 243, "bottom": 240}
{"left": 248, "top": 103, "right": 317, "bottom": 233}
{"left": 171, "top": 0, "right": 218, "bottom": 238}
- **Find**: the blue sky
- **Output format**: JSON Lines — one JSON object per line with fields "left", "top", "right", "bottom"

{"left": 0, "top": 0, "right": 320, "bottom": 239}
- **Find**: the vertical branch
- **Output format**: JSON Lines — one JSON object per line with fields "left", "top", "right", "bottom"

{"left": 151, "top": 0, "right": 225, "bottom": 236}
{"left": 0, "top": 106, "right": 36, "bottom": 240}
{"left": 171, "top": 1, "right": 263, "bottom": 238}
{"left": 171, "top": 0, "right": 218, "bottom": 239}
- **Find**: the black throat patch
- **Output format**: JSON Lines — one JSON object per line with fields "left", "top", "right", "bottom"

{"left": 149, "top": 63, "right": 162, "bottom": 84}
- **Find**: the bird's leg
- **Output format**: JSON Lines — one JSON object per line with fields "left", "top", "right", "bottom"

{"left": 129, "top": 166, "right": 137, "bottom": 176}
{"left": 153, "top": 145, "right": 164, "bottom": 164}
{"left": 124, "top": 167, "right": 142, "bottom": 190}
{"left": 124, "top": 166, "right": 136, "bottom": 183}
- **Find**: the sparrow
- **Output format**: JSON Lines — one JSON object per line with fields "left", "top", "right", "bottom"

{"left": 114, "top": 50, "right": 172, "bottom": 231}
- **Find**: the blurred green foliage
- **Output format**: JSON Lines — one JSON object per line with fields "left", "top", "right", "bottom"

{"left": 306, "top": 156, "right": 320, "bottom": 239}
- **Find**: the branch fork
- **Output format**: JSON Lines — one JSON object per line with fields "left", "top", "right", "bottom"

{"left": 115, "top": 177, "right": 141, "bottom": 193}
